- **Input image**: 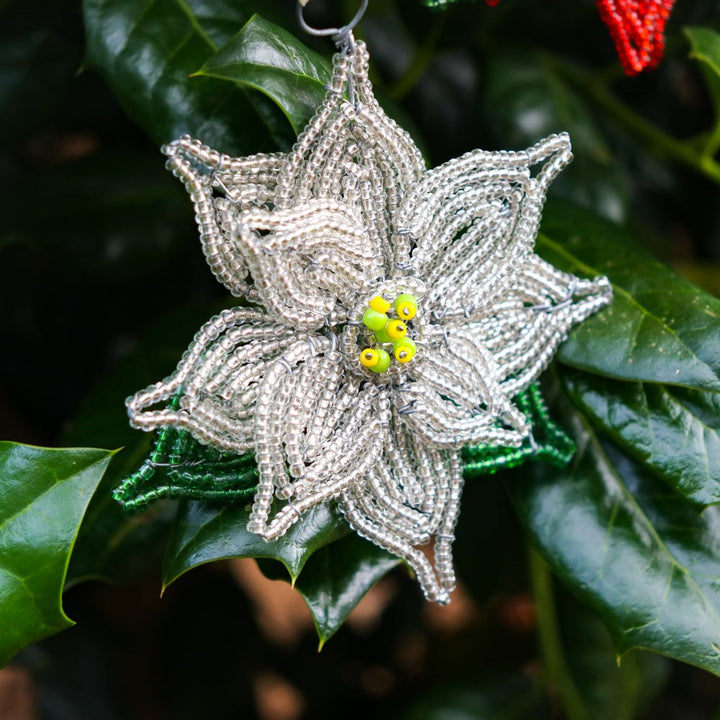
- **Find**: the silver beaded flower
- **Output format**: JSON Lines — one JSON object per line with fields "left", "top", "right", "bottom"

{"left": 127, "top": 41, "right": 612, "bottom": 604}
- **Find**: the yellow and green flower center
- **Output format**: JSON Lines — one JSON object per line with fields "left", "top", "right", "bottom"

{"left": 359, "top": 292, "right": 418, "bottom": 373}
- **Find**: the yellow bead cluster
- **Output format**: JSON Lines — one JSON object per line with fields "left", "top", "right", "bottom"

{"left": 359, "top": 293, "right": 418, "bottom": 373}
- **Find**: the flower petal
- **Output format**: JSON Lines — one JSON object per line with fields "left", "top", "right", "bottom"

{"left": 470, "top": 254, "right": 612, "bottom": 396}
{"left": 339, "top": 414, "right": 464, "bottom": 604}
{"left": 127, "top": 308, "right": 301, "bottom": 453}
{"left": 247, "top": 337, "right": 391, "bottom": 540}
{"left": 234, "top": 199, "right": 381, "bottom": 330}
{"left": 401, "top": 331, "right": 529, "bottom": 448}
{"left": 163, "top": 136, "right": 285, "bottom": 297}
{"left": 274, "top": 41, "right": 425, "bottom": 274}
{"left": 396, "top": 133, "right": 572, "bottom": 316}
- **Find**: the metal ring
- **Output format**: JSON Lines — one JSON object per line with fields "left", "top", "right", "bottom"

{"left": 296, "top": 0, "right": 369, "bottom": 38}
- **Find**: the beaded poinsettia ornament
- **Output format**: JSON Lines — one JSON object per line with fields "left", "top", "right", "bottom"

{"left": 117, "top": 16, "right": 612, "bottom": 603}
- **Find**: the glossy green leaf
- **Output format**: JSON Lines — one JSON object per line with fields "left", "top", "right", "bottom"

{"left": 162, "top": 501, "right": 348, "bottom": 589}
{"left": 562, "top": 369, "right": 720, "bottom": 507}
{"left": 294, "top": 533, "right": 400, "bottom": 646}
{"left": 485, "top": 51, "right": 628, "bottom": 222}
{"left": 508, "top": 401, "right": 720, "bottom": 676}
{"left": 198, "top": 14, "right": 331, "bottom": 133}
{"left": 540, "top": 201, "right": 720, "bottom": 392}
{"left": 82, "top": 0, "right": 290, "bottom": 153}
{"left": 0, "top": 442, "right": 114, "bottom": 666}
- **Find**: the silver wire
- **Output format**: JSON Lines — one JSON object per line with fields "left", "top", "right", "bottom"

{"left": 296, "top": 0, "right": 368, "bottom": 47}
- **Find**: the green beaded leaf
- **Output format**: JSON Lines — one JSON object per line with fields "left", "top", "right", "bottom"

{"left": 113, "top": 421, "right": 257, "bottom": 514}
{"left": 117, "top": 383, "right": 570, "bottom": 510}
{"left": 463, "top": 383, "right": 575, "bottom": 477}
{"left": 0, "top": 442, "right": 114, "bottom": 667}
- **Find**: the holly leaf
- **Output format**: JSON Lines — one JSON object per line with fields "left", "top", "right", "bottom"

{"left": 294, "top": 533, "right": 400, "bottom": 647}
{"left": 508, "top": 400, "right": 720, "bottom": 676}
{"left": 540, "top": 201, "right": 720, "bottom": 392}
{"left": 562, "top": 369, "right": 720, "bottom": 507}
{"left": 82, "top": 0, "right": 291, "bottom": 153}
{"left": 162, "top": 501, "right": 349, "bottom": 588}
{"left": 197, "top": 14, "right": 331, "bottom": 134}
{"left": 0, "top": 442, "right": 114, "bottom": 666}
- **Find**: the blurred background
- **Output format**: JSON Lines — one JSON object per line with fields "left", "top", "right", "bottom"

{"left": 2, "top": 0, "right": 720, "bottom": 717}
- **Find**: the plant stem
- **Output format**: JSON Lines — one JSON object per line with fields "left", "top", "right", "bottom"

{"left": 529, "top": 545, "right": 592, "bottom": 720}
{"left": 551, "top": 60, "right": 720, "bottom": 185}
{"left": 703, "top": 120, "right": 720, "bottom": 159}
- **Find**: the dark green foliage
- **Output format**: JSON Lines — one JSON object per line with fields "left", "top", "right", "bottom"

{"left": 3, "top": 0, "right": 720, "bottom": 717}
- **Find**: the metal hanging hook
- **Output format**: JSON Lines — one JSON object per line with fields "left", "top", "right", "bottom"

{"left": 296, "top": 0, "right": 368, "bottom": 46}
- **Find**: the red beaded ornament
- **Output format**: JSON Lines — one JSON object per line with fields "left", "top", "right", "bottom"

{"left": 596, "top": 0, "right": 675, "bottom": 75}
{"left": 480, "top": 0, "right": 674, "bottom": 76}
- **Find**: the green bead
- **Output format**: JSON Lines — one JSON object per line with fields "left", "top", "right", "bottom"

{"left": 374, "top": 326, "right": 392, "bottom": 343}
{"left": 394, "top": 293, "right": 418, "bottom": 321}
{"left": 393, "top": 337, "right": 417, "bottom": 363}
{"left": 369, "top": 348, "right": 391, "bottom": 373}
{"left": 363, "top": 307, "right": 388, "bottom": 331}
